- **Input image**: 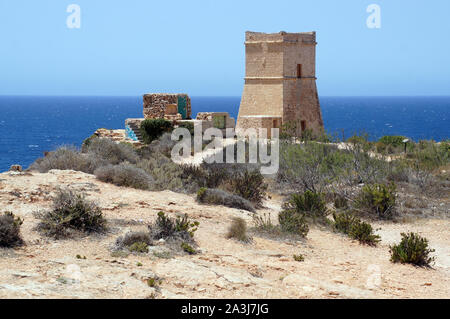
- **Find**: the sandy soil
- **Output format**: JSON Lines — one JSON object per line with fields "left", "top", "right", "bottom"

{"left": 0, "top": 170, "right": 448, "bottom": 299}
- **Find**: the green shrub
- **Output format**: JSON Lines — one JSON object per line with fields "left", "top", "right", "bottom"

{"left": 278, "top": 209, "right": 309, "bottom": 237}
{"left": 332, "top": 211, "right": 357, "bottom": 234}
{"left": 196, "top": 188, "right": 255, "bottom": 212}
{"left": 333, "top": 194, "right": 348, "bottom": 209}
{"left": 378, "top": 136, "right": 408, "bottom": 148}
{"left": 226, "top": 217, "right": 251, "bottom": 243}
{"left": 140, "top": 119, "right": 174, "bottom": 144}
{"left": 181, "top": 242, "right": 197, "bottom": 255}
{"left": 332, "top": 212, "right": 380, "bottom": 246}
{"left": 137, "top": 153, "right": 186, "bottom": 192}
{"left": 81, "top": 134, "right": 99, "bottom": 152}
{"left": 85, "top": 138, "right": 139, "bottom": 164}
{"left": 140, "top": 133, "right": 177, "bottom": 158}
{"left": 115, "top": 231, "right": 152, "bottom": 252}
{"left": 375, "top": 141, "right": 387, "bottom": 154}
{"left": 128, "top": 242, "right": 149, "bottom": 253}
{"left": 94, "top": 163, "right": 154, "bottom": 190}
{"left": 225, "top": 170, "right": 267, "bottom": 206}
{"left": 177, "top": 122, "right": 195, "bottom": 135}
{"left": 356, "top": 183, "right": 396, "bottom": 219}
{"left": 29, "top": 147, "right": 105, "bottom": 174}
{"left": 348, "top": 219, "right": 380, "bottom": 246}
{"left": 390, "top": 232, "right": 435, "bottom": 267}
{"left": 282, "top": 191, "right": 328, "bottom": 223}
{"left": 293, "top": 254, "right": 305, "bottom": 262}
{"left": 0, "top": 212, "right": 24, "bottom": 247}
{"left": 387, "top": 160, "right": 410, "bottom": 183}
{"left": 252, "top": 212, "right": 276, "bottom": 232}
{"left": 35, "top": 189, "right": 106, "bottom": 239}
{"left": 278, "top": 141, "right": 352, "bottom": 193}
{"left": 148, "top": 211, "right": 199, "bottom": 242}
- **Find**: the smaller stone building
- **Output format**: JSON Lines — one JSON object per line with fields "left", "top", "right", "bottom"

{"left": 124, "top": 94, "right": 235, "bottom": 143}
{"left": 143, "top": 93, "right": 192, "bottom": 120}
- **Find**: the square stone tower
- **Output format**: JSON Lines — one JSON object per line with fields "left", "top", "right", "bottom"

{"left": 236, "top": 31, "right": 324, "bottom": 137}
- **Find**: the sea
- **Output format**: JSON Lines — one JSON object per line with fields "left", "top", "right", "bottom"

{"left": 0, "top": 96, "right": 449, "bottom": 172}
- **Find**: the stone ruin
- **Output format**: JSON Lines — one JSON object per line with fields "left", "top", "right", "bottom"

{"left": 124, "top": 94, "right": 235, "bottom": 143}
{"left": 143, "top": 93, "right": 191, "bottom": 120}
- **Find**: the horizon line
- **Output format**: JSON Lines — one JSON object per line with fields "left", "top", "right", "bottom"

{"left": 1, "top": 94, "right": 450, "bottom": 98}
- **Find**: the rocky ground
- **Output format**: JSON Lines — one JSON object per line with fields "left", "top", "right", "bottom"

{"left": 0, "top": 169, "right": 448, "bottom": 299}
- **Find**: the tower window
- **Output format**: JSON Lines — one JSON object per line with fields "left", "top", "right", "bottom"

{"left": 301, "top": 120, "right": 306, "bottom": 132}
{"left": 297, "top": 64, "right": 302, "bottom": 78}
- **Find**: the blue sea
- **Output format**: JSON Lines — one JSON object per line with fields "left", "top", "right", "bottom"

{"left": 0, "top": 96, "right": 449, "bottom": 172}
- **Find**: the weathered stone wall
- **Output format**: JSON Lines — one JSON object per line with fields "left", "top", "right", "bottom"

{"left": 235, "top": 115, "right": 282, "bottom": 139}
{"left": 143, "top": 93, "right": 191, "bottom": 120}
{"left": 236, "top": 31, "right": 324, "bottom": 136}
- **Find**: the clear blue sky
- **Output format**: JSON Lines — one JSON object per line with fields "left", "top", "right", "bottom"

{"left": 1, "top": 0, "right": 449, "bottom": 96}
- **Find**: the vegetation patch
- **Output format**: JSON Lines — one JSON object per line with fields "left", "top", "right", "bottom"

{"left": 332, "top": 212, "right": 380, "bottom": 246}
{"left": 224, "top": 170, "right": 267, "bottom": 206}
{"left": 226, "top": 217, "right": 251, "bottom": 243}
{"left": 148, "top": 211, "right": 199, "bottom": 242}
{"left": 0, "top": 211, "right": 24, "bottom": 248}
{"left": 278, "top": 209, "right": 309, "bottom": 238}
{"left": 282, "top": 191, "right": 329, "bottom": 223}
{"left": 29, "top": 147, "right": 105, "bottom": 174}
{"left": 390, "top": 232, "right": 435, "bottom": 267}
{"left": 196, "top": 187, "right": 255, "bottom": 212}
{"left": 140, "top": 119, "right": 174, "bottom": 144}
{"left": 35, "top": 189, "right": 106, "bottom": 239}
{"left": 114, "top": 231, "right": 152, "bottom": 253}
{"left": 355, "top": 183, "right": 397, "bottom": 219}
{"left": 94, "top": 163, "right": 154, "bottom": 190}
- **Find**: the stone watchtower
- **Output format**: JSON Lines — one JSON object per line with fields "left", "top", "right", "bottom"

{"left": 236, "top": 31, "right": 324, "bottom": 137}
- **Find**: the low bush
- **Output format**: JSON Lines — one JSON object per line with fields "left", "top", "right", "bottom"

{"left": 333, "top": 194, "right": 348, "bottom": 209}
{"left": 35, "top": 189, "right": 106, "bottom": 239}
{"left": 348, "top": 219, "right": 380, "bottom": 246}
{"left": 332, "top": 211, "right": 357, "bottom": 234}
{"left": 148, "top": 211, "right": 199, "bottom": 242}
{"left": 378, "top": 136, "right": 408, "bottom": 148}
{"left": 387, "top": 160, "right": 410, "bottom": 183}
{"left": 196, "top": 188, "right": 255, "bottom": 212}
{"left": 0, "top": 212, "right": 24, "bottom": 247}
{"left": 278, "top": 209, "right": 309, "bottom": 237}
{"left": 282, "top": 191, "right": 328, "bottom": 223}
{"left": 252, "top": 212, "right": 276, "bottom": 232}
{"left": 81, "top": 134, "right": 99, "bottom": 152}
{"left": 226, "top": 217, "right": 251, "bottom": 243}
{"left": 390, "top": 232, "right": 435, "bottom": 267}
{"left": 140, "top": 133, "right": 177, "bottom": 158}
{"left": 140, "top": 119, "right": 174, "bottom": 144}
{"left": 181, "top": 242, "right": 197, "bottom": 254}
{"left": 293, "top": 254, "right": 305, "bottom": 262}
{"left": 84, "top": 138, "right": 139, "bottom": 164}
{"left": 224, "top": 170, "right": 267, "bottom": 206}
{"left": 29, "top": 147, "right": 105, "bottom": 174}
{"left": 137, "top": 153, "right": 187, "bottom": 192}
{"left": 332, "top": 212, "right": 380, "bottom": 246}
{"left": 355, "top": 183, "right": 397, "bottom": 219}
{"left": 115, "top": 231, "right": 152, "bottom": 252}
{"left": 94, "top": 163, "right": 154, "bottom": 190}
{"left": 128, "top": 242, "right": 149, "bottom": 253}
